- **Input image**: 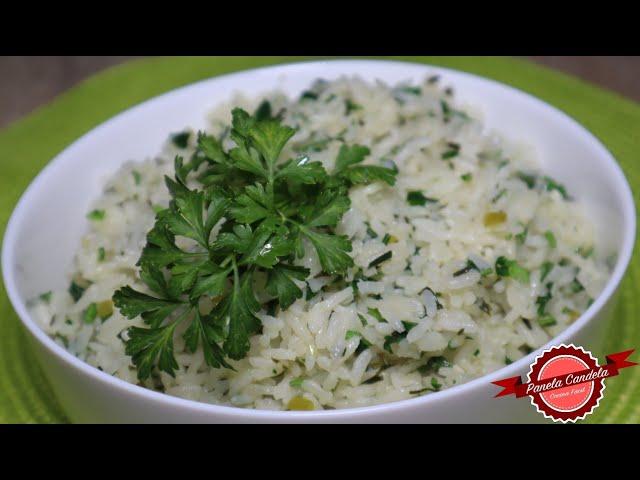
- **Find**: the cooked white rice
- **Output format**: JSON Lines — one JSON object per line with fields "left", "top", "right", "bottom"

{"left": 30, "top": 75, "right": 611, "bottom": 410}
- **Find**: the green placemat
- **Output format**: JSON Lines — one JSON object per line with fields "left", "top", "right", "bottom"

{"left": 0, "top": 56, "right": 638, "bottom": 423}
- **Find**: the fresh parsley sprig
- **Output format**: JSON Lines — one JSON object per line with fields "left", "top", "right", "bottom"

{"left": 113, "top": 103, "right": 397, "bottom": 380}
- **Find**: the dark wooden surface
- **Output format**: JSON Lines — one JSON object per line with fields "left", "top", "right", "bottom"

{"left": 0, "top": 56, "right": 638, "bottom": 129}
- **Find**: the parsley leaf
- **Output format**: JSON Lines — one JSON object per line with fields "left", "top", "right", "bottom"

{"left": 545, "top": 230, "right": 557, "bottom": 248}
{"left": 341, "top": 165, "right": 398, "bottom": 186}
{"left": 538, "top": 315, "right": 557, "bottom": 327}
{"left": 254, "top": 100, "right": 274, "bottom": 122}
{"left": 163, "top": 177, "right": 211, "bottom": 248}
{"left": 265, "top": 264, "right": 310, "bottom": 310}
{"left": 87, "top": 209, "right": 105, "bottom": 221}
{"left": 113, "top": 286, "right": 183, "bottom": 328}
{"left": 112, "top": 106, "right": 362, "bottom": 380}
{"left": 229, "top": 183, "right": 272, "bottom": 224}
{"left": 407, "top": 191, "right": 438, "bottom": 206}
{"left": 171, "top": 131, "right": 190, "bottom": 149}
{"left": 183, "top": 309, "right": 230, "bottom": 369}
{"left": 275, "top": 157, "right": 327, "bottom": 184}
{"left": 300, "top": 191, "right": 351, "bottom": 228}
{"left": 247, "top": 118, "right": 296, "bottom": 168}
{"left": 68, "top": 280, "right": 86, "bottom": 302}
{"left": 334, "top": 144, "right": 370, "bottom": 172}
{"left": 536, "top": 284, "right": 553, "bottom": 316}
{"left": 300, "top": 227, "right": 353, "bottom": 275}
{"left": 190, "top": 267, "right": 231, "bottom": 299}
{"left": 544, "top": 176, "right": 570, "bottom": 199}
{"left": 333, "top": 144, "right": 397, "bottom": 186}
{"left": 125, "top": 323, "right": 180, "bottom": 379}
{"left": 495, "top": 256, "right": 530, "bottom": 284}
{"left": 541, "top": 261, "right": 554, "bottom": 281}
{"left": 197, "top": 132, "right": 229, "bottom": 165}
{"left": 225, "top": 270, "right": 261, "bottom": 359}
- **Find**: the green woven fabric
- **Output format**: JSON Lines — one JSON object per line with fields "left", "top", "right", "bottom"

{"left": 0, "top": 56, "right": 637, "bottom": 424}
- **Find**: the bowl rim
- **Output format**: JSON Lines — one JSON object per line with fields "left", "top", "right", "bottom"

{"left": 2, "top": 58, "right": 636, "bottom": 420}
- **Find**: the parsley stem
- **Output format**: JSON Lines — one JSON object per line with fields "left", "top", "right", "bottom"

{"left": 114, "top": 105, "right": 377, "bottom": 379}
{"left": 173, "top": 306, "right": 195, "bottom": 327}
{"left": 187, "top": 252, "right": 210, "bottom": 259}
{"left": 219, "top": 254, "right": 235, "bottom": 269}
{"left": 231, "top": 257, "right": 240, "bottom": 285}
{"left": 277, "top": 210, "right": 288, "bottom": 223}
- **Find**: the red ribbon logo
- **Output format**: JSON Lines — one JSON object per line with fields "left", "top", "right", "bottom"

{"left": 492, "top": 345, "right": 637, "bottom": 422}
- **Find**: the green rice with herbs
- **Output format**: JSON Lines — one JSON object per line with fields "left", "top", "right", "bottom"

{"left": 30, "top": 75, "right": 611, "bottom": 410}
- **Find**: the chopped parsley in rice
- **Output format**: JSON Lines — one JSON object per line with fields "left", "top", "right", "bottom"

{"left": 30, "top": 75, "right": 611, "bottom": 410}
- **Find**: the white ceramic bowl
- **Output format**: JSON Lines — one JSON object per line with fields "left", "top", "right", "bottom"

{"left": 2, "top": 60, "right": 636, "bottom": 423}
